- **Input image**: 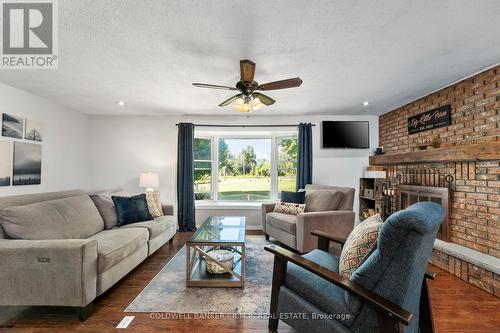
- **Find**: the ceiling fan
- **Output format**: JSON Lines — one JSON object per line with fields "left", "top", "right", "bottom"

{"left": 192, "top": 60, "right": 303, "bottom": 112}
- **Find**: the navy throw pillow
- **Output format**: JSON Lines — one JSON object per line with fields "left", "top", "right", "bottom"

{"left": 112, "top": 194, "right": 153, "bottom": 227}
{"left": 281, "top": 191, "right": 306, "bottom": 204}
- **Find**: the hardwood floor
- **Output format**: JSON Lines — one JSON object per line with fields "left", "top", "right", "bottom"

{"left": 0, "top": 231, "right": 498, "bottom": 333}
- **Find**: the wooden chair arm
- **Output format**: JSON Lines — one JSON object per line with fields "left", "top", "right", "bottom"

{"left": 311, "top": 229, "right": 347, "bottom": 251}
{"left": 264, "top": 244, "right": 413, "bottom": 327}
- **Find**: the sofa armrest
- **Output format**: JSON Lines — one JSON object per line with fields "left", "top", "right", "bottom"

{"left": 296, "top": 210, "right": 355, "bottom": 253}
{"left": 162, "top": 204, "right": 174, "bottom": 216}
{"left": 0, "top": 239, "right": 98, "bottom": 307}
{"left": 261, "top": 203, "right": 276, "bottom": 233}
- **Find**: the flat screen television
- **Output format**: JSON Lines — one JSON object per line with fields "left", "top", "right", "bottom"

{"left": 322, "top": 121, "right": 369, "bottom": 149}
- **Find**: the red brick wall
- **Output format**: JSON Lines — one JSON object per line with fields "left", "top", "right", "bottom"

{"left": 430, "top": 248, "right": 500, "bottom": 296}
{"left": 380, "top": 66, "right": 500, "bottom": 154}
{"left": 379, "top": 66, "right": 500, "bottom": 258}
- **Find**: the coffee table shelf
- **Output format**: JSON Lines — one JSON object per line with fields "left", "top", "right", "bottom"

{"left": 186, "top": 216, "right": 246, "bottom": 288}
{"left": 187, "top": 252, "right": 244, "bottom": 287}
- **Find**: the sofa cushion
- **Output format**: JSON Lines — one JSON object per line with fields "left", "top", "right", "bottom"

{"left": 0, "top": 195, "right": 104, "bottom": 240}
{"left": 266, "top": 212, "right": 297, "bottom": 234}
{"left": 305, "top": 184, "right": 355, "bottom": 211}
{"left": 0, "top": 190, "right": 86, "bottom": 210}
{"left": 304, "top": 189, "right": 344, "bottom": 212}
{"left": 89, "top": 228, "right": 149, "bottom": 273}
{"left": 119, "top": 215, "right": 175, "bottom": 239}
{"left": 90, "top": 191, "right": 130, "bottom": 230}
{"left": 339, "top": 214, "right": 383, "bottom": 278}
{"left": 285, "top": 249, "right": 355, "bottom": 327}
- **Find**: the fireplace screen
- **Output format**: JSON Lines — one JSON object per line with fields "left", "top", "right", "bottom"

{"left": 398, "top": 185, "right": 450, "bottom": 241}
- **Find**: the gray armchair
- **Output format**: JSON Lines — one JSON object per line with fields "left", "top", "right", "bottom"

{"left": 262, "top": 184, "right": 355, "bottom": 253}
{"left": 265, "top": 202, "right": 444, "bottom": 333}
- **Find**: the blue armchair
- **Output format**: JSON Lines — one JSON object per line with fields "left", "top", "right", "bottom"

{"left": 265, "top": 202, "right": 444, "bottom": 333}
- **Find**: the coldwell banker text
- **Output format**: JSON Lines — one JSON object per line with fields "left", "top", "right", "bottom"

{"left": 1, "top": 0, "right": 58, "bottom": 69}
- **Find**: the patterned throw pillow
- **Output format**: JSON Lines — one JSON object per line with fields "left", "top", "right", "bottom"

{"left": 145, "top": 191, "right": 163, "bottom": 218}
{"left": 273, "top": 201, "right": 306, "bottom": 215}
{"left": 339, "top": 214, "right": 384, "bottom": 278}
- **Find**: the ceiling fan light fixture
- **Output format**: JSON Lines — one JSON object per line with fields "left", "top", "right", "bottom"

{"left": 251, "top": 97, "right": 265, "bottom": 110}
{"left": 234, "top": 101, "right": 250, "bottom": 112}
{"left": 233, "top": 96, "right": 265, "bottom": 112}
{"left": 233, "top": 97, "right": 245, "bottom": 112}
{"left": 193, "top": 59, "right": 302, "bottom": 112}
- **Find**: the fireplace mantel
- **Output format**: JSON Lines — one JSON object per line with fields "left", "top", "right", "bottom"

{"left": 369, "top": 141, "right": 500, "bottom": 165}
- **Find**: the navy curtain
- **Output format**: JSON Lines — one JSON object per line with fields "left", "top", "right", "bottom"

{"left": 177, "top": 123, "right": 196, "bottom": 231}
{"left": 296, "top": 123, "right": 313, "bottom": 191}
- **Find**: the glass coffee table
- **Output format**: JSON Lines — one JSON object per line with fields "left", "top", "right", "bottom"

{"left": 186, "top": 216, "right": 246, "bottom": 288}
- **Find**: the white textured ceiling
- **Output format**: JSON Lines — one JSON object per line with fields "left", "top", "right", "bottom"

{"left": 1, "top": 0, "right": 500, "bottom": 116}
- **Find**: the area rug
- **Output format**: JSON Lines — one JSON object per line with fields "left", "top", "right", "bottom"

{"left": 125, "top": 236, "right": 274, "bottom": 314}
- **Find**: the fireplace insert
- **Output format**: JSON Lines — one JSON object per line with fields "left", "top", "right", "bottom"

{"left": 397, "top": 185, "right": 450, "bottom": 241}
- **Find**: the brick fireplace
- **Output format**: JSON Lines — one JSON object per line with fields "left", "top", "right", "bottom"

{"left": 397, "top": 184, "right": 450, "bottom": 242}
{"left": 374, "top": 65, "right": 500, "bottom": 296}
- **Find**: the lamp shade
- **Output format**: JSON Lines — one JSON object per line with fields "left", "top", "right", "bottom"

{"left": 139, "top": 172, "right": 159, "bottom": 189}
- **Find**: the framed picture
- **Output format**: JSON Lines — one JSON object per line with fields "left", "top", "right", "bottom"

{"left": 2, "top": 113, "right": 24, "bottom": 139}
{"left": 0, "top": 140, "right": 12, "bottom": 186}
{"left": 13, "top": 142, "right": 41, "bottom": 186}
{"left": 25, "top": 119, "right": 43, "bottom": 142}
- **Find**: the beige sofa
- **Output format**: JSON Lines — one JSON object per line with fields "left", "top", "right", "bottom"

{"left": 262, "top": 184, "right": 355, "bottom": 253}
{"left": 0, "top": 190, "right": 176, "bottom": 319}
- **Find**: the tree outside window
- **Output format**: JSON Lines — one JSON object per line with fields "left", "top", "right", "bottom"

{"left": 194, "top": 138, "right": 212, "bottom": 200}
{"left": 277, "top": 137, "right": 298, "bottom": 195}
{"left": 194, "top": 134, "right": 298, "bottom": 201}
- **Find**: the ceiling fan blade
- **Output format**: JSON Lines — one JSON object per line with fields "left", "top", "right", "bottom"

{"left": 253, "top": 92, "right": 275, "bottom": 106}
{"left": 240, "top": 59, "right": 256, "bottom": 82}
{"left": 192, "top": 83, "right": 238, "bottom": 91}
{"left": 218, "top": 94, "right": 242, "bottom": 107}
{"left": 257, "top": 77, "right": 303, "bottom": 91}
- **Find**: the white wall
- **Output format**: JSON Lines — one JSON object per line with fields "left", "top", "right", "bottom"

{"left": 0, "top": 83, "right": 90, "bottom": 197}
{"left": 88, "top": 114, "right": 378, "bottom": 227}
{"left": 0, "top": 89, "right": 378, "bottom": 226}
{"left": 88, "top": 115, "right": 180, "bottom": 205}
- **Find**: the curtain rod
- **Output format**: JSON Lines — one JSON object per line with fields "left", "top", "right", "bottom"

{"left": 175, "top": 124, "right": 315, "bottom": 128}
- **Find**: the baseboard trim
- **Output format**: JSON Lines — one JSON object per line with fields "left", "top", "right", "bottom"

{"left": 245, "top": 226, "right": 263, "bottom": 231}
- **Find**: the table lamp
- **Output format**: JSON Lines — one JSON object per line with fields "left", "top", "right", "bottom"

{"left": 139, "top": 172, "right": 159, "bottom": 192}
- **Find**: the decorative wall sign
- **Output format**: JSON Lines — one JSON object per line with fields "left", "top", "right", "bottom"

{"left": 407, "top": 105, "right": 451, "bottom": 134}
{"left": 0, "top": 141, "right": 12, "bottom": 186}
{"left": 25, "top": 119, "right": 43, "bottom": 142}
{"left": 13, "top": 142, "right": 42, "bottom": 186}
{"left": 2, "top": 113, "right": 24, "bottom": 139}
